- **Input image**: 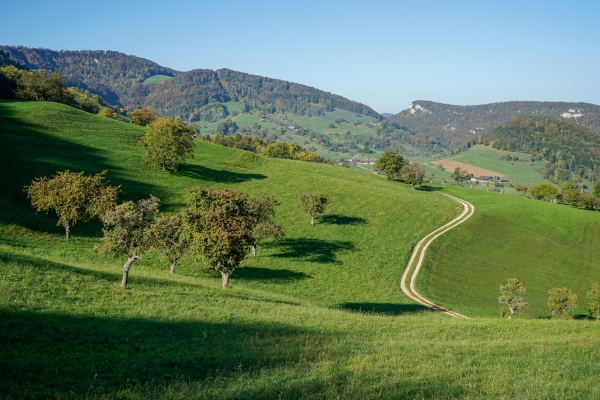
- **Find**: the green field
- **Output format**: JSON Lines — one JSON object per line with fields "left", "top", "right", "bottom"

{"left": 3, "top": 100, "right": 600, "bottom": 398}
{"left": 420, "top": 186, "right": 600, "bottom": 317}
{"left": 142, "top": 74, "right": 173, "bottom": 84}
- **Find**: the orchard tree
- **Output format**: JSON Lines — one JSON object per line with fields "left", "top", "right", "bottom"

{"left": 594, "top": 182, "right": 600, "bottom": 198}
{"left": 529, "top": 183, "right": 559, "bottom": 202}
{"left": 498, "top": 279, "right": 528, "bottom": 319}
{"left": 451, "top": 168, "right": 471, "bottom": 187}
{"left": 148, "top": 212, "right": 191, "bottom": 274}
{"left": 375, "top": 150, "right": 406, "bottom": 180}
{"left": 185, "top": 187, "right": 253, "bottom": 287}
{"left": 98, "top": 196, "right": 160, "bottom": 289}
{"left": 547, "top": 287, "right": 578, "bottom": 319}
{"left": 247, "top": 194, "right": 285, "bottom": 257}
{"left": 586, "top": 282, "right": 600, "bottom": 320}
{"left": 299, "top": 192, "right": 330, "bottom": 225}
{"left": 141, "top": 117, "right": 195, "bottom": 171}
{"left": 403, "top": 162, "right": 426, "bottom": 190}
{"left": 26, "top": 170, "right": 119, "bottom": 240}
{"left": 130, "top": 108, "right": 157, "bottom": 127}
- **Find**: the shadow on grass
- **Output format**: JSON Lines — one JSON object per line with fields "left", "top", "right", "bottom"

{"left": 338, "top": 302, "right": 431, "bottom": 316}
{"left": 0, "top": 101, "right": 159, "bottom": 238}
{"left": 268, "top": 238, "right": 355, "bottom": 264}
{"left": 175, "top": 164, "right": 266, "bottom": 183}
{"left": 234, "top": 266, "right": 311, "bottom": 283}
{"left": 318, "top": 214, "right": 367, "bottom": 226}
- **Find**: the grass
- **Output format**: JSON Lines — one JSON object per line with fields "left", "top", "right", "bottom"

{"left": 142, "top": 75, "right": 173, "bottom": 84}
{"left": 419, "top": 186, "right": 600, "bottom": 318}
{"left": 3, "top": 100, "right": 600, "bottom": 398}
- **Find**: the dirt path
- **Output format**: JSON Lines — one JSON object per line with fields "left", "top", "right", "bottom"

{"left": 400, "top": 192, "right": 474, "bottom": 319}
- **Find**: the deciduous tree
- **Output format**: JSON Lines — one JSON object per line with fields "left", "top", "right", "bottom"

{"left": 247, "top": 194, "right": 285, "bottom": 256}
{"left": 148, "top": 212, "right": 191, "bottom": 273}
{"left": 141, "top": 117, "right": 195, "bottom": 171}
{"left": 498, "top": 279, "right": 528, "bottom": 319}
{"left": 586, "top": 282, "right": 600, "bottom": 320}
{"left": 403, "top": 162, "right": 426, "bottom": 190}
{"left": 98, "top": 196, "right": 160, "bottom": 288}
{"left": 16, "top": 70, "right": 69, "bottom": 103}
{"left": 375, "top": 150, "right": 406, "bottom": 180}
{"left": 299, "top": 193, "right": 330, "bottom": 225}
{"left": 185, "top": 187, "right": 253, "bottom": 287}
{"left": 26, "top": 170, "right": 119, "bottom": 240}
{"left": 130, "top": 108, "right": 157, "bottom": 126}
{"left": 547, "top": 287, "right": 578, "bottom": 319}
{"left": 529, "top": 183, "right": 558, "bottom": 202}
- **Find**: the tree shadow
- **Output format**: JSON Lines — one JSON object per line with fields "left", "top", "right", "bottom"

{"left": 338, "top": 302, "right": 432, "bottom": 316}
{"left": 267, "top": 238, "right": 355, "bottom": 264}
{"left": 0, "top": 309, "right": 343, "bottom": 399}
{"left": 234, "top": 267, "right": 311, "bottom": 283}
{"left": 175, "top": 164, "right": 266, "bottom": 183}
{"left": 0, "top": 101, "right": 160, "bottom": 237}
{"left": 318, "top": 214, "right": 367, "bottom": 226}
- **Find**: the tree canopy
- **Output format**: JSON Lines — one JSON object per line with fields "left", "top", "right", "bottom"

{"left": 299, "top": 193, "right": 330, "bottom": 225}
{"left": 26, "top": 170, "right": 119, "bottom": 240}
{"left": 375, "top": 150, "right": 406, "bottom": 180}
{"left": 140, "top": 117, "right": 195, "bottom": 171}
{"left": 498, "top": 279, "right": 528, "bottom": 319}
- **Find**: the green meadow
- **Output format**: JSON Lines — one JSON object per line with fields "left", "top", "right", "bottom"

{"left": 2, "top": 100, "right": 600, "bottom": 399}
{"left": 142, "top": 75, "right": 173, "bottom": 84}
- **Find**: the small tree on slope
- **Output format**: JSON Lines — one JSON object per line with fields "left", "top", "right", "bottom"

{"left": 148, "top": 212, "right": 191, "bottom": 274}
{"left": 26, "top": 170, "right": 119, "bottom": 240}
{"left": 547, "top": 287, "right": 578, "bottom": 319}
{"left": 586, "top": 282, "right": 600, "bottom": 320}
{"left": 299, "top": 193, "right": 330, "bottom": 225}
{"left": 498, "top": 279, "right": 528, "bottom": 319}
{"left": 97, "top": 196, "right": 160, "bottom": 288}
{"left": 140, "top": 117, "right": 195, "bottom": 171}
{"left": 247, "top": 194, "right": 285, "bottom": 257}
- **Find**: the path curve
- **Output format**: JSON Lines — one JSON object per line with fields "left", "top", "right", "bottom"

{"left": 400, "top": 192, "right": 475, "bottom": 319}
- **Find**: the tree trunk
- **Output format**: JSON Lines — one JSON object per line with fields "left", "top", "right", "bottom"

{"left": 507, "top": 308, "right": 514, "bottom": 320}
{"left": 162, "top": 155, "right": 166, "bottom": 171}
{"left": 411, "top": 184, "right": 415, "bottom": 190}
{"left": 65, "top": 223, "right": 71, "bottom": 240}
{"left": 170, "top": 259, "right": 177, "bottom": 274}
{"left": 311, "top": 216, "right": 315, "bottom": 225}
{"left": 251, "top": 245, "right": 256, "bottom": 257}
{"left": 220, "top": 269, "right": 230, "bottom": 287}
{"left": 121, "top": 255, "right": 139, "bottom": 289}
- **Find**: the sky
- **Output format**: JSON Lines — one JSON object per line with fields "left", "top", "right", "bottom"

{"left": 2, "top": 0, "right": 599, "bottom": 114}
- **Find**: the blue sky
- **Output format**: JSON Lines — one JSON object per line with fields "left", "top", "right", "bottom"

{"left": 3, "top": 0, "right": 599, "bottom": 113}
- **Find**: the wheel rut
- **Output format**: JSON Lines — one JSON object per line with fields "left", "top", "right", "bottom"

{"left": 400, "top": 192, "right": 475, "bottom": 319}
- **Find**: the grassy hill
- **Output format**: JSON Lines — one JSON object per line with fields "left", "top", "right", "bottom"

{"left": 3, "top": 100, "right": 600, "bottom": 398}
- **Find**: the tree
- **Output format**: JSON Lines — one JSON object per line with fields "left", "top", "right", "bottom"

{"left": 16, "top": 70, "right": 69, "bottom": 103}
{"left": 515, "top": 184, "right": 527, "bottom": 195}
{"left": 185, "top": 187, "right": 253, "bottom": 287}
{"left": 26, "top": 170, "right": 119, "bottom": 240}
{"left": 98, "top": 106, "right": 118, "bottom": 119}
{"left": 498, "top": 279, "right": 528, "bottom": 319}
{"left": 586, "top": 282, "right": 600, "bottom": 320}
{"left": 375, "top": 150, "right": 406, "bottom": 180}
{"left": 403, "top": 162, "right": 426, "bottom": 189}
{"left": 451, "top": 167, "right": 470, "bottom": 187}
{"left": 547, "top": 287, "right": 578, "bottom": 319}
{"left": 529, "top": 183, "right": 559, "bottom": 202}
{"left": 140, "top": 117, "right": 195, "bottom": 171}
{"left": 247, "top": 195, "right": 285, "bottom": 257}
{"left": 594, "top": 182, "right": 600, "bottom": 198}
{"left": 98, "top": 196, "right": 160, "bottom": 288}
{"left": 299, "top": 193, "right": 330, "bottom": 225}
{"left": 148, "top": 212, "right": 191, "bottom": 274}
{"left": 130, "top": 108, "right": 157, "bottom": 126}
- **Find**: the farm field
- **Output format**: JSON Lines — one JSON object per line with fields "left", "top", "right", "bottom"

{"left": 419, "top": 186, "right": 600, "bottom": 317}
{"left": 2, "top": 100, "right": 600, "bottom": 398}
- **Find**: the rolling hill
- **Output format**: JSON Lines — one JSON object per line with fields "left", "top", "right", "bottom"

{"left": 2, "top": 100, "right": 600, "bottom": 398}
{"left": 390, "top": 100, "right": 600, "bottom": 149}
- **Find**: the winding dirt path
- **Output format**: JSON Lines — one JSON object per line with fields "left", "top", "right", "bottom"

{"left": 400, "top": 192, "right": 475, "bottom": 319}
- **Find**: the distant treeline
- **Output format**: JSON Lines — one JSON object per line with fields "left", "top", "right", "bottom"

{"left": 0, "top": 46, "right": 381, "bottom": 122}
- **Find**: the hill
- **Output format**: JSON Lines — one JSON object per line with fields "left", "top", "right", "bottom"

{"left": 478, "top": 115, "right": 600, "bottom": 180}
{"left": 390, "top": 100, "right": 600, "bottom": 149}
{"left": 0, "top": 46, "right": 380, "bottom": 121}
{"left": 2, "top": 100, "right": 600, "bottom": 398}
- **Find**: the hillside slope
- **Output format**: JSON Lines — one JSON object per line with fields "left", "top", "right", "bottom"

{"left": 3, "top": 101, "right": 600, "bottom": 398}
{"left": 390, "top": 100, "right": 600, "bottom": 149}
{"left": 0, "top": 46, "right": 381, "bottom": 121}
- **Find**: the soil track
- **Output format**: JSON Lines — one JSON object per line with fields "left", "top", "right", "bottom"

{"left": 400, "top": 192, "right": 474, "bottom": 319}
{"left": 430, "top": 160, "right": 504, "bottom": 178}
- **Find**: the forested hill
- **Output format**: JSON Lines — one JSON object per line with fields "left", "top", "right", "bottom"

{"left": 389, "top": 100, "right": 600, "bottom": 149}
{"left": 479, "top": 115, "right": 600, "bottom": 173}
{"left": 0, "top": 46, "right": 381, "bottom": 121}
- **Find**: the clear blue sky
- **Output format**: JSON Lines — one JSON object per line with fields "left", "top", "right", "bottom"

{"left": 3, "top": 0, "right": 599, "bottom": 113}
